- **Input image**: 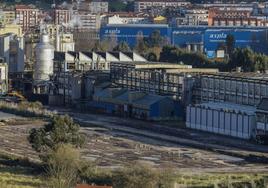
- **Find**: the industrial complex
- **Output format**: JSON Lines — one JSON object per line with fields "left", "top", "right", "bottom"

{"left": 1, "top": 0, "right": 268, "bottom": 187}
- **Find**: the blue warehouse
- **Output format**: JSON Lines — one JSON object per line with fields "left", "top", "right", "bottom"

{"left": 100, "top": 24, "right": 171, "bottom": 47}
{"left": 100, "top": 24, "right": 268, "bottom": 57}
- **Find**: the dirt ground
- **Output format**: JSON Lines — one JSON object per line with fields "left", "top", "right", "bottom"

{"left": 0, "top": 115, "right": 268, "bottom": 173}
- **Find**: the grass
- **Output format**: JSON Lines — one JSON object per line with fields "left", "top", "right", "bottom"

{"left": 0, "top": 101, "right": 56, "bottom": 119}
{"left": 175, "top": 173, "right": 268, "bottom": 187}
{"left": 0, "top": 154, "right": 43, "bottom": 188}
{"left": 0, "top": 167, "right": 43, "bottom": 188}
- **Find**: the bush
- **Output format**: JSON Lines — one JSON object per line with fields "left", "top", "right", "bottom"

{"left": 79, "top": 162, "right": 113, "bottom": 186}
{"left": 0, "top": 101, "right": 55, "bottom": 118}
{"left": 112, "top": 164, "right": 162, "bottom": 188}
{"left": 45, "top": 144, "right": 80, "bottom": 188}
{"left": 28, "top": 115, "right": 85, "bottom": 154}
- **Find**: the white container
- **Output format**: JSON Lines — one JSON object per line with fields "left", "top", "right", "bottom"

{"left": 34, "top": 34, "right": 54, "bottom": 82}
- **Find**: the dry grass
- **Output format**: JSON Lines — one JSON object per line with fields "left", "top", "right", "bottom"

{"left": 175, "top": 173, "right": 268, "bottom": 187}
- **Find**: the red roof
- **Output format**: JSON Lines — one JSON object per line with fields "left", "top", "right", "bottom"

{"left": 15, "top": 5, "right": 38, "bottom": 10}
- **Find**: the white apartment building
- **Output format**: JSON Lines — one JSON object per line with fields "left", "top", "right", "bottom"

{"left": 175, "top": 9, "right": 208, "bottom": 26}
{"left": 76, "top": 0, "right": 108, "bottom": 14}
{"left": 134, "top": 0, "right": 190, "bottom": 13}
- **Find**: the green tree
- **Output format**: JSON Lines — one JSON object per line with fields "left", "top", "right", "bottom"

{"left": 46, "top": 144, "right": 80, "bottom": 188}
{"left": 228, "top": 48, "right": 255, "bottom": 72}
{"left": 28, "top": 115, "right": 85, "bottom": 153}
{"left": 113, "top": 41, "right": 131, "bottom": 52}
{"left": 147, "top": 30, "right": 164, "bottom": 48}
{"left": 226, "top": 34, "right": 235, "bottom": 57}
{"left": 109, "top": 0, "right": 127, "bottom": 12}
{"left": 126, "top": 1, "right": 134, "bottom": 12}
{"left": 159, "top": 45, "right": 210, "bottom": 67}
{"left": 159, "top": 45, "right": 179, "bottom": 63}
{"left": 254, "top": 54, "right": 268, "bottom": 72}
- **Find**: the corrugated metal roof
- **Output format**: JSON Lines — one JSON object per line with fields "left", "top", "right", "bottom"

{"left": 94, "top": 88, "right": 171, "bottom": 109}
{"left": 133, "top": 94, "right": 167, "bottom": 106}
{"left": 198, "top": 102, "right": 256, "bottom": 115}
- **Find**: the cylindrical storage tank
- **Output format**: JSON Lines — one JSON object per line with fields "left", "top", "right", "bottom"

{"left": 34, "top": 34, "right": 54, "bottom": 82}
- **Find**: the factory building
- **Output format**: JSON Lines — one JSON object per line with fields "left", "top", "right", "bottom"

{"left": 49, "top": 71, "right": 110, "bottom": 106}
{"left": 88, "top": 88, "right": 183, "bottom": 120}
{"left": 256, "top": 98, "right": 268, "bottom": 142}
{"left": 194, "top": 73, "right": 268, "bottom": 107}
{"left": 110, "top": 61, "right": 197, "bottom": 103}
{"left": 186, "top": 102, "right": 256, "bottom": 139}
{"left": 186, "top": 72, "right": 268, "bottom": 141}
{"left": 0, "top": 33, "right": 24, "bottom": 73}
{"left": 0, "top": 58, "right": 8, "bottom": 94}
{"left": 100, "top": 24, "right": 171, "bottom": 48}
{"left": 100, "top": 25, "right": 268, "bottom": 56}
{"left": 54, "top": 51, "right": 147, "bottom": 72}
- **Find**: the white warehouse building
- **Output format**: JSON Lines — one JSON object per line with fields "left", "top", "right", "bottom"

{"left": 186, "top": 102, "right": 256, "bottom": 139}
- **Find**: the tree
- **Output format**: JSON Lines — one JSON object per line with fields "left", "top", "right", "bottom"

{"left": 226, "top": 34, "right": 235, "bottom": 57}
{"left": 254, "top": 53, "right": 268, "bottom": 72}
{"left": 113, "top": 41, "right": 131, "bottom": 52}
{"left": 147, "top": 30, "right": 164, "bottom": 48}
{"left": 135, "top": 31, "right": 148, "bottom": 55}
{"left": 126, "top": 1, "right": 134, "bottom": 12}
{"left": 159, "top": 45, "right": 210, "bottom": 66}
{"left": 228, "top": 48, "right": 255, "bottom": 72}
{"left": 46, "top": 144, "right": 80, "bottom": 188}
{"left": 109, "top": 0, "right": 127, "bottom": 12}
{"left": 28, "top": 115, "right": 85, "bottom": 154}
{"left": 92, "top": 41, "right": 105, "bottom": 51}
{"left": 159, "top": 45, "right": 179, "bottom": 63}
{"left": 112, "top": 164, "right": 175, "bottom": 188}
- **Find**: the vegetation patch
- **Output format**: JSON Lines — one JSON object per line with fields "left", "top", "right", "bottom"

{"left": 0, "top": 154, "right": 43, "bottom": 188}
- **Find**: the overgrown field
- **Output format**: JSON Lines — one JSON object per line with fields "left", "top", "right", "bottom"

{"left": 0, "top": 154, "right": 43, "bottom": 188}
{"left": 176, "top": 173, "right": 268, "bottom": 187}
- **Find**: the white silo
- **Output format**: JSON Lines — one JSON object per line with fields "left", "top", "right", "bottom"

{"left": 34, "top": 33, "right": 54, "bottom": 82}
